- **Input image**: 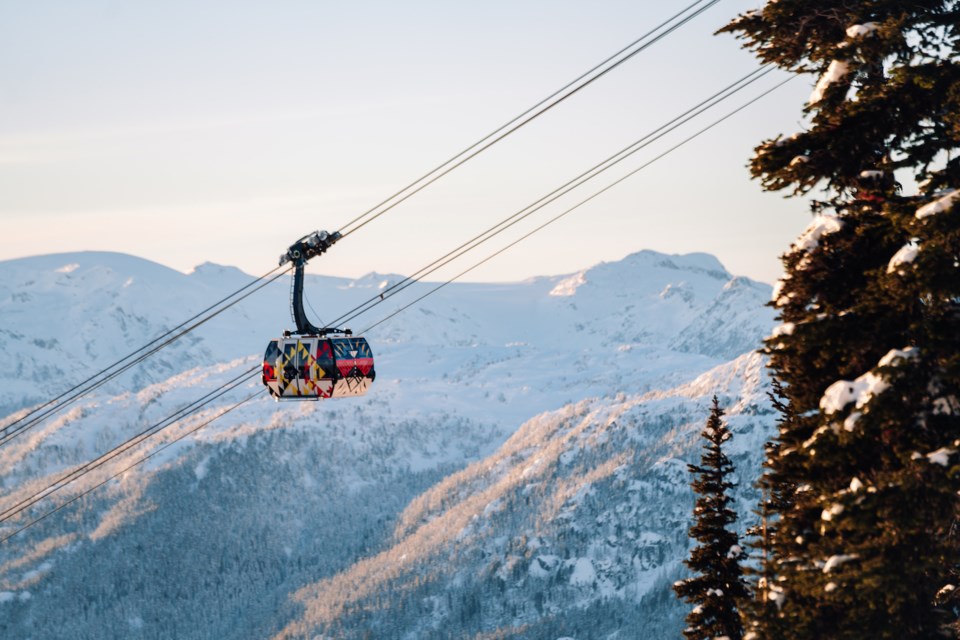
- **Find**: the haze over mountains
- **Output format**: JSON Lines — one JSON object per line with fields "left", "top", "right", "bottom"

{"left": 0, "top": 249, "right": 777, "bottom": 639}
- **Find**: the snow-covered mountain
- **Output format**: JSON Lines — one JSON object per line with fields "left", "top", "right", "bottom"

{"left": 0, "top": 249, "right": 777, "bottom": 639}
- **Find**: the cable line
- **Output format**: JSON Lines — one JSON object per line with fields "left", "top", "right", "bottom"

{"left": 0, "top": 2, "right": 717, "bottom": 445}
{"left": 0, "top": 2, "right": 745, "bottom": 544}
{"left": 0, "top": 66, "right": 781, "bottom": 531}
{"left": 361, "top": 76, "right": 795, "bottom": 335}
{"left": 0, "top": 67, "right": 778, "bottom": 532}
{"left": 0, "top": 268, "right": 289, "bottom": 448}
{"left": 323, "top": 65, "right": 773, "bottom": 330}
{"left": 0, "top": 366, "right": 259, "bottom": 524}
{"left": 0, "top": 74, "right": 790, "bottom": 544}
{"left": 335, "top": 0, "right": 722, "bottom": 239}
{"left": 0, "top": 388, "right": 263, "bottom": 544}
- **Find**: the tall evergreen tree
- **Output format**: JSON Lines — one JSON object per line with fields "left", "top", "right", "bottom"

{"left": 741, "top": 380, "right": 799, "bottom": 640}
{"left": 674, "top": 396, "right": 748, "bottom": 640}
{"left": 720, "top": 2, "right": 960, "bottom": 638}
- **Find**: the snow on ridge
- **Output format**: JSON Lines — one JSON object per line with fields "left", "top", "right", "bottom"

{"left": 570, "top": 250, "right": 731, "bottom": 282}
{"left": 631, "top": 250, "right": 730, "bottom": 279}
{"left": 188, "top": 262, "right": 250, "bottom": 278}
{"left": 545, "top": 251, "right": 734, "bottom": 302}
{"left": 340, "top": 271, "right": 408, "bottom": 289}
{"left": 0, "top": 251, "right": 189, "bottom": 279}
{"left": 670, "top": 351, "right": 768, "bottom": 408}
{"left": 721, "top": 275, "right": 769, "bottom": 295}
{"left": 668, "top": 271, "right": 774, "bottom": 361}
{"left": 549, "top": 271, "right": 587, "bottom": 297}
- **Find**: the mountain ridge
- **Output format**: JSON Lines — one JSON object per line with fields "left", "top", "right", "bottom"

{"left": 0, "top": 247, "right": 777, "bottom": 639}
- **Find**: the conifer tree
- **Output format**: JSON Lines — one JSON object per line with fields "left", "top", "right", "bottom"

{"left": 674, "top": 396, "right": 748, "bottom": 640}
{"left": 741, "top": 380, "right": 798, "bottom": 640}
{"left": 720, "top": 2, "right": 960, "bottom": 638}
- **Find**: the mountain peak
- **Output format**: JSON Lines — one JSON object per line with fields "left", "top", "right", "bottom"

{"left": 543, "top": 250, "right": 737, "bottom": 305}
{"left": 0, "top": 250, "right": 183, "bottom": 275}
{"left": 188, "top": 261, "right": 247, "bottom": 277}
{"left": 622, "top": 249, "right": 730, "bottom": 278}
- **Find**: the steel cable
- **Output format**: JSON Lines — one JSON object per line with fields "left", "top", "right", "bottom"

{"left": 0, "top": 264, "right": 284, "bottom": 436}
{"left": 0, "top": 76, "right": 793, "bottom": 544}
{"left": 0, "top": 387, "right": 263, "bottom": 544}
{"left": 0, "top": 366, "right": 259, "bottom": 524}
{"left": 0, "top": 268, "right": 289, "bottom": 447}
{"left": 0, "top": 2, "right": 720, "bottom": 445}
{"left": 361, "top": 77, "right": 796, "bottom": 334}
{"left": 335, "top": 0, "right": 722, "bottom": 239}
{"left": 323, "top": 66, "right": 775, "bottom": 330}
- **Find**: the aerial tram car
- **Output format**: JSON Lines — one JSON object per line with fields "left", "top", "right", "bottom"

{"left": 262, "top": 231, "right": 376, "bottom": 400}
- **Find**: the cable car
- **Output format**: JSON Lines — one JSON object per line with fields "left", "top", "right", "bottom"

{"left": 262, "top": 231, "right": 376, "bottom": 400}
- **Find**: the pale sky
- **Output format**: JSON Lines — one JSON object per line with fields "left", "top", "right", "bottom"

{"left": 0, "top": 0, "right": 816, "bottom": 285}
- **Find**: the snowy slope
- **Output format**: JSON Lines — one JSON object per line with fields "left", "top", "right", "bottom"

{"left": 275, "top": 354, "right": 774, "bottom": 640}
{"left": 0, "top": 249, "right": 776, "bottom": 639}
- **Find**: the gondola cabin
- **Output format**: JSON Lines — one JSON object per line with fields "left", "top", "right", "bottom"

{"left": 262, "top": 334, "right": 375, "bottom": 400}
{"left": 263, "top": 230, "right": 376, "bottom": 401}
